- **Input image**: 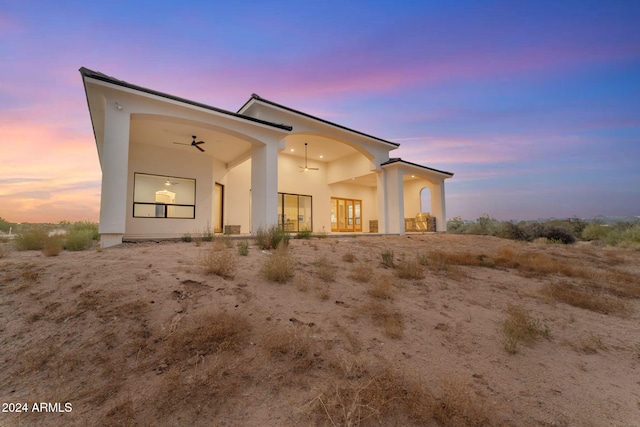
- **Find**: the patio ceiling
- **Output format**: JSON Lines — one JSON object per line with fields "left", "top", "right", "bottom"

{"left": 129, "top": 115, "right": 252, "bottom": 164}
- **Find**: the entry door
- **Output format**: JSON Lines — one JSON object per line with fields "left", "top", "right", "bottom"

{"left": 213, "top": 183, "right": 223, "bottom": 233}
{"left": 331, "top": 197, "right": 362, "bottom": 232}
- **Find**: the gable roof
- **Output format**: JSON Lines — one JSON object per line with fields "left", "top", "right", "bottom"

{"left": 238, "top": 94, "right": 400, "bottom": 148}
{"left": 79, "top": 67, "right": 292, "bottom": 131}
{"left": 381, "top": 158, "right": 454, "bottom": 177}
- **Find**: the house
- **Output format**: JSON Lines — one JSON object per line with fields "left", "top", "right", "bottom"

{"left": 79, "top": 67, "right": 453, "bottom": 248}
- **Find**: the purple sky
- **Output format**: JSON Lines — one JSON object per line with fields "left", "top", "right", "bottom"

{"left": 1, "top": 0, "right": 639, "bottom": 223}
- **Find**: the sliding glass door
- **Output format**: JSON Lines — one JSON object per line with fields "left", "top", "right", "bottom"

{"left": 278, "top": 193, "right": 312, "bottom": 232}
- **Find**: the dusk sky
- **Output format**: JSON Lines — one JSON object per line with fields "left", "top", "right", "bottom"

{"left": 1, "top": 0, "right": 639, "bottom": 223}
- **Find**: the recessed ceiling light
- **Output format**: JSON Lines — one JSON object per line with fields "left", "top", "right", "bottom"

{"left": 290, "top": 148, "right": 294, "bottom": 152}
{"left": 319, "top": 155, "right": 323, "bottom": 159}
{"left": 411, "top": 175, "right": 415, "bottom": 178}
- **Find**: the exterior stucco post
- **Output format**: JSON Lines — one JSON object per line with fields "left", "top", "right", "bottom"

{"left": 250, "top": 140, "right": 278, "bottom": 233}
{"left": 99, "top": 101, "right": 130, "bottom": 247}
{"left": 432, "top": 180, "right": 447, "bottom": 232}
{"left": 381, "top": 166, "right": 405, "bottom": 234}
{"left": 376, "top": 170, "right": 387, "bottom": 233}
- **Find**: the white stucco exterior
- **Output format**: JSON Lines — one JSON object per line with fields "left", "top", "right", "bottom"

{"left": 80, "top": 67, "right": 453, "bottom": 247}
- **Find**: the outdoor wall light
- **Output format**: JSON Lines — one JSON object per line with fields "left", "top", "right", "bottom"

{"left": 115, "top": 102, "right": 123, "bottom": 111}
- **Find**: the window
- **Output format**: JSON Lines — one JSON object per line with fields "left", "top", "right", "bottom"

{"left": 133, "top": 173, "right": 196, "bottom": 218}
{"left": 277, "top": 193, "right": 312, "bottom": 232}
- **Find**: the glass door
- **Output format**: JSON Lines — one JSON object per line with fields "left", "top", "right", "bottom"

{"left": 331, "top": 197, "right": 363, "bottom": 232}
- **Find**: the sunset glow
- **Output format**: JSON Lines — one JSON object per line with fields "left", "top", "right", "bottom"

{"left": 1, "top": 1, "right": 639, "bottom": 223}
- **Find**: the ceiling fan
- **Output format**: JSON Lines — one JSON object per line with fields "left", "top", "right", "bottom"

{"left": 173, "top": 135, "right": 205, "bottom": 152}
{"left": 299, "top": 143, "right": 319, "bottom": 172}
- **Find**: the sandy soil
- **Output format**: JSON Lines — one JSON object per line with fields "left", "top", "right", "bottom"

{"left": 0, "top": 234, "right": 639, "bottom": 426}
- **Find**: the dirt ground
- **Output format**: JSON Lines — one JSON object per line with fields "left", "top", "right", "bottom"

{"left": 0, "top": 234, "right": 639, "bottom": 426}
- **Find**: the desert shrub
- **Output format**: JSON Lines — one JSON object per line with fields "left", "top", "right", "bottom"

{"left": 350, "top": 263, "right": 373, "bottom": 282}
{"left": 165, "top": 312, "right": 251, "bottom": 359}
{"left": 433, "top": 376, "right": 495, "bottom": 426}
{"left": 70, "top": 221, "right": 99, "bottom": 240}
{"left": 466, "top": 214, "right": 499, "bottom": 236}
{"left": 357, "top": 301, "right": 404, "bottom": 339}
{"left": 295, "top": 228, "right": 313, "bottom": 239}
{"left": 64, "top": 229, "right": 94, "bottom": 251}
{"left": 395, "top": 257, "right": 424, "bottom": 279}
{"left": 342, "top": 251, "right": 356, "bottom": 262}
{"left": 42, "top": 236, "right": 64, "bottom": 256}
{"left": 181, "top": 232, "right": 192, "bottom": 242}
{"left": 446, "top": 216, "right": 467, "bottom": 233}
{"left": 199, "top": 245, "right": 236, "bottom": 278}
{"left": 501, "top": 305, "right": 550, "bottom": 354}
{"left": 0, "top": 245, "right": 11, "bottom": 258}
{"left": 237, "top": 240, "right": 249, "bottom": 256}
{"left": 15, "top": 227, "right": 48, "bottom": 250}
{"left": 262, "top": 243, "right": 294, "bottom": 283}
{"left": 263, "top": 328, "right": 314, "bottom": 372}
{"left": 381, "top": 250, "right": 395, "bottom": 268}
{"left": 201, "top": 223, "right": 214, "bottom": 242}
{"left": 306, "top": 368, "right": 435, "bottom": 426}
{"left": 582, "top": 224, "right": 611, "bottom": 241}
{"left": 368, "top": 275, "right": 394, "bottom": 299}
{"left": 498, "top": 221, "right": 530, "bottom": 241}
{"left": 256, "top": 225, "right": 290, "bottom": 250}
{"left": 541, "top": 281, "right": 629, "bottom": 315}
{"left": 541, "top": 226, "right": 576, "bottom": 244}
{"left": 314, "top": 256, "right": 336, "bottom": 282}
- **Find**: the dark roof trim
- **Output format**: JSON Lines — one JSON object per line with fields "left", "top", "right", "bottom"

{"left": 239, "top": 94, "right": 400, "bottom": 147}
{"left": 381, "top": 158, "right": 454, "bottom": 177}
{"left": 79, "top": 67, "right": 292, "bottom": 131}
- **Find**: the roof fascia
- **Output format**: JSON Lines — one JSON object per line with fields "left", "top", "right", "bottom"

{"left": 381, "top": 158, "right": 454, "bottom": 178}
{"left": 79, "top": 67, "right": 292, "bottom": 132}
{"left": 239, "top": 94, "right": 400, "bottom": 149}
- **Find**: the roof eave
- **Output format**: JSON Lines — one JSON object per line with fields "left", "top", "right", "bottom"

{"left": 381, "top": 158, "right": 454, "bottom": 178}
{"left": 239, "top": 94, "right": 400, "bottom": 148}
{"left": 79, "top": 67, "right": 292, "bottom": 132}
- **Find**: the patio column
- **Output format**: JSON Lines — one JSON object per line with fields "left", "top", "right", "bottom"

{"left": 250, "top": 139, "right": 279, "bottom": 233}
{"left": 99, "top": 100, "right": 130, "bottom": 247}
{"left": 431, "top": 179, "right": 447, "bottom": 232}
{"left": 379, "top": 165, "right": 404, "bottom": 234}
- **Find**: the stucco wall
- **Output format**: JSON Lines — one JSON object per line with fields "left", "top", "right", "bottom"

{"left": 126, "top": 143, "right": 215, "bottom": 238}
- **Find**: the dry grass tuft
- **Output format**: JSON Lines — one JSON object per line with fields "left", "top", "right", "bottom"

{"left": 433, "top": 376, "right": 497, "bottom": 427}
{"left": 261, "top": 243, "right": 295, "bottom": 283}
{"left": 342, "top": 251, "right": 356, "bottom": 262}
{"left": 395, "top": 257, "right": 425, "bottom": 279}
{"left": 501, "top": 305, "right": 550, "bottom": 354}
{"left": 314, "top": 256, "right": 337, "bottom": 282}
{"left": 263, "top": 327, "right": 315, "bottom": 372}
{"left": 42, "top": 236, "right": 64, "bottom": 256}
{"left": 0, "top": 244, "right": 11, "bottom": 258}
{"left": 368, "top": 274, "right": 395, "bottom": 300}
{"left": 357, "top": 301, "right": 404, "bottom": 339}
{"left": 165, "top": 311, "right": 251, "bottom": 360}
{"left": 350, "top": 262, "right": 373, "bottom": 283}
{"left": 305, "top": 367, "right": 434, "bottom": 426}
{"left": 199, "top": 244, "right": 236, "bottom": 278}
{"left": 541, "top": 281, "right": 629, "bottom": 315}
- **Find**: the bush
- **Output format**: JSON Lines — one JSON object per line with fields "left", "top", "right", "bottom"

{"left": 497, "top": 221, "right": 530, "bottom": 241}
{"left": 255, "top": 225, "right": 290, "bottom": 250}
{"left": 237, "top": 240, "right": 249, "bottom": 256}
{"left": 42, "top": 236, "right": 64, "bottom": 256}
{"left": 182, "top": 233, "right": 192, "bottom": 242}
{"left": 261, "top": 243, "right": 294, "bottom": 282}
{"left": 15, "top": 227, "right": 48, "bottom": 250}
{"left": 582, "top": 224, "right": 611, "bottom": 241}
{"left": 295, "top": 228, "right": 313, "bottom": 239}
{"left": 70, "top": 221, "right": 99, "bottom": 240}
{"left": 64, "top": 229, "right": 95, "bottom": 251}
